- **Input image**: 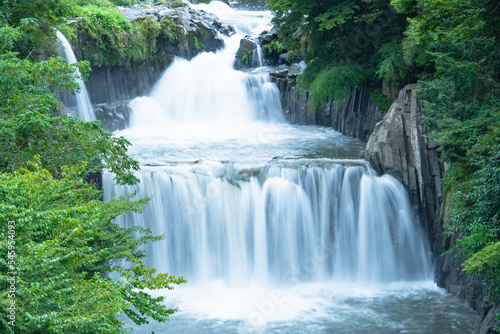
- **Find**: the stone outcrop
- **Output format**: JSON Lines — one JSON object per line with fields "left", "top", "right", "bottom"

{"left": 235, "top": 29, "right": 300, "bottom": 70}
{"left": 363, "top": 84, "right": 443, "bottom": 238}
{"left": 234, "top": 37, "right": 259, "bottom": 69}
{"left": 363, "top": 84, "right": 499, "bottom": 333}
{"left": 94, "top": 102, "right": 132, "bottom": 132}
{"left": 270, "top": 70, "right": 386, "bottom": 141}
{"left": 75, "top": 4, "right": 228, "bottom": 104}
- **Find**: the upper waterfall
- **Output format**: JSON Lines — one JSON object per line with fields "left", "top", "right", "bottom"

{"left": 128, "top": 2, "right": 281, "bottom": 129}
{"left": 56, "top": 30, "right": 95, "bottom": 122}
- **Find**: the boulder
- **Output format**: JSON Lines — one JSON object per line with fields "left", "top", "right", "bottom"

{"left": 94, "top": 102, "right": 132, "bottom": 132}
{"left": 234, "top": 37, "right": 259, "bottom": 69}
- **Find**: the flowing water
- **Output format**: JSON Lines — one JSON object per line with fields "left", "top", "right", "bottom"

{"left": 56, "top": 30, "right": 96, "bottom": 122}
{"left": 105, "top": 2, "right": 480, "bottom": 333}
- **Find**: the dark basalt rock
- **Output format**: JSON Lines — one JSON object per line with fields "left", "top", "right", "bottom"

{"left": 94, "top": 102, "right": 132, "bottom": 132}
{"left": 270, "top": 69, "right": 386, "bottom": 141}
{"left": 234, "top": 37, "right": 259, "bottom": 69}
{"left": 80, "top": 5, "right": 228, "bottom": 105}
{"left": 363, "top": 84, "right": 444, "bottom": 239}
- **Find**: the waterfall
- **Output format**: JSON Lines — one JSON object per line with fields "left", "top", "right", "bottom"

{"left": 129, "top": 51, "right": 283, "bottom": 126}
{"left": 253, "top": 43, "right": 263, "bottom": 67}
{"left": 127, "top": 2, "right": 279, "bottom": 128}
{"left": 56, "top": 30, "right": 95, "bottom": 122}
{"left": 105, "top": 164, "right": 432, "bottom": 286}
{"left": 114, "top": 0, "right": 432, "bottom": 288}
{"left": 102, "top": 2, "right": 467, "bottom": 331}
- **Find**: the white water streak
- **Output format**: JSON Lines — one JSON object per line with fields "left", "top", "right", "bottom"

{"left": 56, "top": 30, "right": 95, "bottom": 122}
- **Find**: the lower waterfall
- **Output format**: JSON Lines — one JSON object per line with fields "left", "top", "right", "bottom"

{"left": 104, "top": 163, "right": 431, "bottom": 285}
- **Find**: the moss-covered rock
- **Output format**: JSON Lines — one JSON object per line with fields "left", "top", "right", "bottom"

{"left": 61, "top": 1, "right": 230, "bottom": 104}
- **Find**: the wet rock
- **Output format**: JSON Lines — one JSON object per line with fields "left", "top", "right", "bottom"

{"left": 81, "top": 5, "right": 227, "bottom": 104}
{"left": 94, "top": 102, "right": 131, "bottom": 132}
{"left": 363, "top": 84, "right": 499, "bottom": 333}
{"left": 363, "top": 84, "right": 444, "bottom": 238}
{"left": 234, "top": 37, "right": 259, "bottom": 69}
{"left": 258, "top": 28, "right": 289, "bottom": 67}
{"left": 258, "top": 29, "right": 278, "bottom": 45}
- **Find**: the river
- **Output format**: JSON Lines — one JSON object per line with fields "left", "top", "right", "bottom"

{"left": 104, "top": 2, "right": 480, "bottom": 333}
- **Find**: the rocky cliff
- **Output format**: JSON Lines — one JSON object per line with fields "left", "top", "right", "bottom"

{"left": 364, "top": 84, "right": 443, "bottom": 239}
{"left": 363, "top": 84, "right": 499, "bottom": 334}
{"left": 73, "top": 4, "right": 228, "bottom": 105}
{"left": 270, "top": 70, "right": 386, "bottom": 141}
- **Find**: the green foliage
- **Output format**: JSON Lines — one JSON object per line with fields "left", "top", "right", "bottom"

{"left": 262, "top": 40, "right": 284, "bottom": 55}
{"left": 0, "top": 0, "right": 79, "bottom": 59}
{"left": 193, "top": 35, "right": 202, "bottom": 50}
{"left": 285, "top": 49, "right": 300, "bottom": 63}
{"left": 306, "top": 64, "right": 365, "bottom": 110}
{"left": 74, "top": 5, "right": 140, "bottom": 67}
{"left": 160, "top": 16, "right": 181, "bottom": 43}
{"left": 0, "top": 21, "right": 185, "bottom": 332}
{"left": 397, "top": 0, "right": 500, "bottom": 314}
{"left": 267, "top": 0, "right": 412, "bottom": 107}
{"left": 241, "top": 49, "right": 254, "bottom": 65}
{"left": 0, "top": 45, "right": 139, "bottom": 184}
{"left": 0, "top": 164, "right": 185, "bottom": 333}
{"left": 370, "top": 89, "right": 395, "bottom": 110}
{"left": 69, "top": 3, "right": 185, "bottom": 67}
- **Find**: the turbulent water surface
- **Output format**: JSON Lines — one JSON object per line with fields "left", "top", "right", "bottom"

{"left": 104, "top": 2, "right": 480, "bottom": 333}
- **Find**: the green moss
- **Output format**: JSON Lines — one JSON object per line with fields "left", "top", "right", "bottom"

{"left": 68, "top": 5, "right": 170, "bottom": 67}
{"left": 160, "top": 16, "right": 181, "bottom": 43}
{"left": 193, "top": 36, "right": 202, "bottom": 50}
{"left": 241, "top": 49, "right": 254, "bottom": 65}
{"left": 369, "top": 89, "right": 395, "bottom": 111}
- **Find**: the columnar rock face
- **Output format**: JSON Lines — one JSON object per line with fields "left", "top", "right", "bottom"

{"left": 78, "top": 6, "right": 226, "bottom": 104}
{"left": 363, "top": 84, "right": 499, "bottom": 334}
{"left": 270, "top": 70, "right": 386, "bottom": 141}
{"left": 364, "top": 84, "right": 443, "bottom": 238}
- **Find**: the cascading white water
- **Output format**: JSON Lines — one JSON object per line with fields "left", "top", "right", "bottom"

{"left": 129, "top": 2, "right": 279, "bottom": 128}
{"left": 56, "top": 30, "right": 95, "bottom": 122}
{"left": 105, "top": 163, "right": 431, "bottom": 286}
{"left": 108, "top": 2, "right": 480, "bottom": 333}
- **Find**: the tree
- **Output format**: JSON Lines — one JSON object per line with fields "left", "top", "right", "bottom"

{"left": 0, "top": 13, "right": 185, "bottom": 332}
{"left": 267, "top": 0, "right": 411, "bottom": 109}
{"left": 0, "top": 22, "right": 140, "bottom": 185}
{"left": 0, "top": 163, "right": 185, "bottom": 333}
{"left": 392, "top": 0, "right": 500, "bottom": 317}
